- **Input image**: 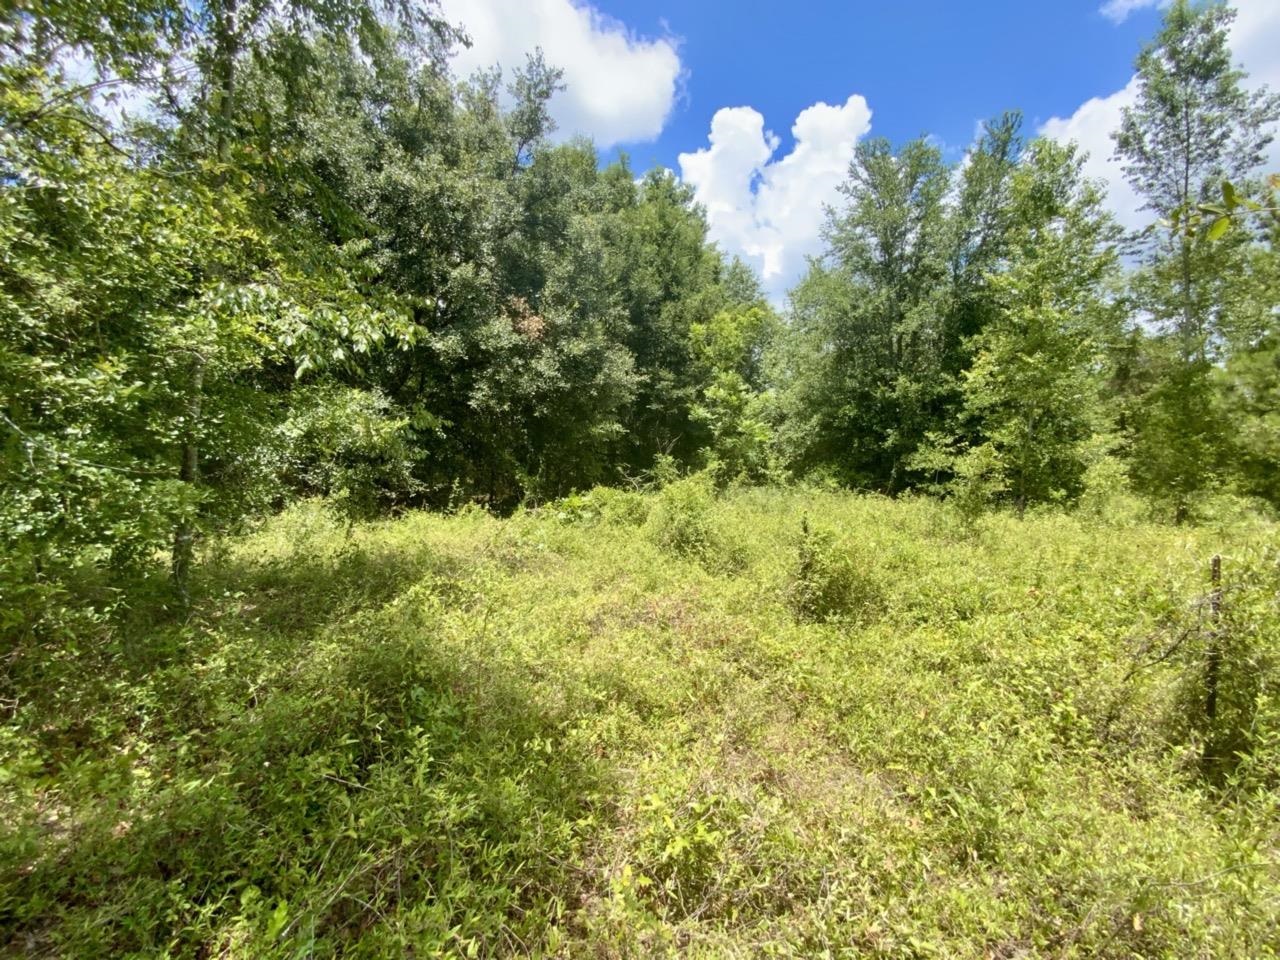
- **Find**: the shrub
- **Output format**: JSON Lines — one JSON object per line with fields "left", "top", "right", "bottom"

{"left": 1077, "top": 450, "right": 1145, "bottom": 524}
{"left": 948, "top": 443, "right": 1007, "bottom": 526}
{"left": 644, "top": 472, "right": 718, "bottom": 559}
{"left": 552, "top": 486, "right": 650, "bottom": 527}
{"left": 786, "top": 517, "right": 882, "bottom": 623}
{"left": 277, "top": 385, "right": 422, "bottom": 519}
{"left": 596, "top": 487, "right": 651, "bottom": 526}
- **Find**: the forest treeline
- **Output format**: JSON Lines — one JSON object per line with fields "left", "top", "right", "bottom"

{"left": 2, "top": 0, "right": 1279, "bottom": 621}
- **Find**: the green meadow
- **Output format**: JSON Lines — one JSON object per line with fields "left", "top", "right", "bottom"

{"left": 4, "top": 484, "right": 1277, "bottom": 957}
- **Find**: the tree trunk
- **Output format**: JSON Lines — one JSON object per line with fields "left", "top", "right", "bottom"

{"left": 213, "top": 0, "right": 238, "bottom": 166}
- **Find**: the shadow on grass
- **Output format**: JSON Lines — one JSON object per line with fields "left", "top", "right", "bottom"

{"left": 1, "top": 538, "right": 604, "bottom": 958}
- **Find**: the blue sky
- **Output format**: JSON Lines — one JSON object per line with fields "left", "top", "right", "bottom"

{"left": 441, "top": 0, "right": 1280, "bottom": 299}
{"left": 591, "top": 0, "right": 1160, "bottom": 172}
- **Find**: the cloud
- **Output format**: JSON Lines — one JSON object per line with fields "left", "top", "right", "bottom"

{"left": 1098, "top": 0, "right": 1165, "bottom": 25}
{"left": 1039, "top": 77, "right": 1145, "bottom": 228}
{"left": 440, "top": 0, "right": 683, "bottom": 148}
{"left": 677, "top": 96, "right": 873, "bottom": 302}
{"left": 1043, "top": 0, "right": 1280, "bottom": 230}
{"left": 1230, "top": 0, "right": 1280, "bottom": 95}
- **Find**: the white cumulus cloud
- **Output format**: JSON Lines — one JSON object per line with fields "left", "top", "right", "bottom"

{"left": 1049, "top": 0, "right": 1280, "bottom": 229}
{"left": 1039, "top": 77, "right": 1145, "bottom": 228}
{"left": 1099, "top": 0, "right": 1166, "bottom": 25}
{"left": 678, "top": 96, "right": 873, "bottom": 302}
{"left": 440, "top": 0, "right": 683, "bottom": 148}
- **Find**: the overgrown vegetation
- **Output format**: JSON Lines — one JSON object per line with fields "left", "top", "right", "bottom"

{"left": 5, "top": 1, "right": 1280, "bottom": 628}
{"left": 4, "top": 0, "right": 1280, "bottom": 954}
{"left": 2, "top": 487, "right": 1278, "bottom": 956}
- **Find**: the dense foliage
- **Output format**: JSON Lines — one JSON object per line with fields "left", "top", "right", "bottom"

{"left": 3, "top": 0, "right": 1280, "bottom": 954}
{"left": 4, "top": 0, "right": 1279, "bottom": 612}
{"left": 3, "top": 487, "right": 1279, "bottom": 956}
{"left": 1, "top": 1, "right": 775, "bottom": 623}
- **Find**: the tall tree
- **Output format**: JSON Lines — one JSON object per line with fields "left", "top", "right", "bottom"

{"left": 610, "top": 169, "right": 726, "bottom": 472}
{"left": 779, "top": 137, "right": 953, "bottom": 489}
{"left": 944, "top": 112, "right": 1026, "bottom": 383}
{"left": 954, "top": 140, "right": 1122, "bottom": 509}
{"left": 689, "top": 265, "right": 781, "bottom": 481}
{"left": 1, "top": 3, "right": 433, "bottom": 604}
{"left": 1113, "top": 0, "right": 1280, "bottom": 519}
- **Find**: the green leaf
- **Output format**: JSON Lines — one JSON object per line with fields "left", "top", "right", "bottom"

{"left": 266, "top": 899, "right": 289, "bottom": 939}
{"left": 1206, "top": 215, "right": 1231, "bottom": 242}
{"left": 1222, "top": 179, "right": 1238, "bottom": 211}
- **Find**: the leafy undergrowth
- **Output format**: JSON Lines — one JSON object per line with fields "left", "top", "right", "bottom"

{"left": 2, "top": 487, "right": 1279, "bottom": 958}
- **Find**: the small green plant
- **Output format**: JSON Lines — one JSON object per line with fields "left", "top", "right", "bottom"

{"left": 787, "top": 517, "right": 882, "bottom": 622}
{"left": 633, "top": 787, "right": 733, "bottom": 915}
{"left": 1077, "top": 444, "right": 1143, "bottom": 523}
{"left": 553, "top": 486, "right": 650, "bottom": 527}
{"left": 948, "top": 443, "right": 1007, "bottom": 527}
{"left": 597, "top": 488, "right": 651, "bottom": 526}
{"left": 644, "top": 471, "right": 718, "bottom": 559}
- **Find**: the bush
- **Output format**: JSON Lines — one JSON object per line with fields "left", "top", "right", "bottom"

{"left": 948, "top": 443, "right": 1007, "bottom": 526}
{"left": 277, "top": 385, "right": 422, "bottom": 519}
{"left": 1077, "top": 450, "right": 1145, "bottom": 524}
{"left": 786, "top": 517, "right": 882, "bottom": 623}
{"left": 551, "top": 486, "right": 650, "bottom": 527}
{"left": 644, "top": 472, "right": 719, "bottom": 559}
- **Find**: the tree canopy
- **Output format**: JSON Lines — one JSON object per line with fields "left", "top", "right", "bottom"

{"left": 2, "top": 0, "right": 1278, "bottom": 626}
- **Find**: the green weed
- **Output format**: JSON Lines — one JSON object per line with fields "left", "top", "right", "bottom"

{"left": 3, "top": 491, "right": 1279, "bottom": 957}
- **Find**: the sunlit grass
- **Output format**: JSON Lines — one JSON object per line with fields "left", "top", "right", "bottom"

{"left": 3, "top": 486, "right": 1277, "bottom": 957}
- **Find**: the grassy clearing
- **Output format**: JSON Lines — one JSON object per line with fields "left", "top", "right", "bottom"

{"left": 2, "top": 486, "right": 1278, "bottom": 957}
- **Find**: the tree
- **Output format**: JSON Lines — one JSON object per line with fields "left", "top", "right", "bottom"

{"left": 609, "top": 169, "right": 727, "bottom": 473}
{"left": 779, "top": 136, "right": 953, "bottom": 489}
{"left": 1, "top": 9, "right": 427, "bottom": 611}
{"left": 1215, "top": 207, "right": 1280, "bottom": 506}
{"left": 955, "top": 140, "right": 1122, "bottom": 509}
{"left": 1218, "top": 333, "right": 1280, "bottom": 505}
{"left": 689, "top": 267, "right": 781, "bottom": 481}
{"left": 1112, "top": 0, "right": 1280, "bottom": 519}
{"left": 1, "top": 76, "right": 319, "bottom": 620}
{"left": 944, "top": 112, "right": 1026, "bottom": 384}
{"left": 232, "top": 35, "right": 649, "bottom": 507}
